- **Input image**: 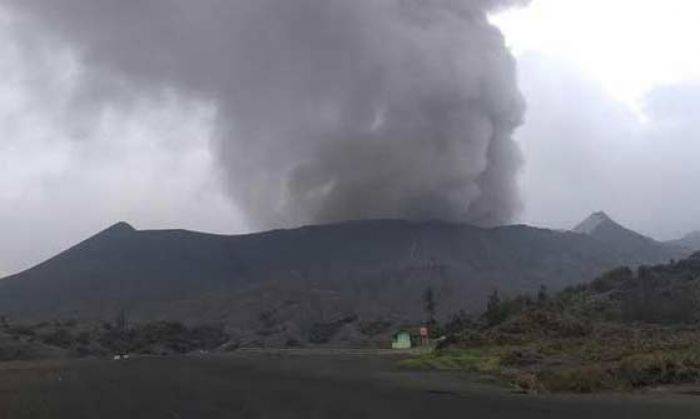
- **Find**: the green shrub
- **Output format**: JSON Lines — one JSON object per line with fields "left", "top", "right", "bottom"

{"left": 75, "top": 331, "right": 92, "bottom": 346}
{"left": 498, "top": 309, "right": 591, "bottom": 338}
{"left": 591, "top": 267, "right": 633, "bottom": 293}
{"left": 98, "top": 321, "right": 228, "bottom": 354}
{"left": 616, "top": 352, "right": 700, "bottom": 387}
{"left": 41, "top": 329, "right": 74, "bottom": 349}
{"left": 537, "top": 367, "right": 611, "bottom": 393}
{"left": 357, "top": 320, "right": 392, "bottom": 336}
{"left": 483, "top": 291, "right": 529, "bottom": 327}
{"left": 308, "top": 315, "right": 357, "bottom": 344}
{"left": 6, "top": 325, "right": 36, "bottom": 338}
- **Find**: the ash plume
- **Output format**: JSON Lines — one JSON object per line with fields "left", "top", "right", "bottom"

{"left": 3, "top": 0, "right": 529, "bottom": 229}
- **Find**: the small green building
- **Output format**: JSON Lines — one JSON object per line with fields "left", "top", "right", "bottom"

{"left": 392, "top": 331, "right": 412, "bottom": 349}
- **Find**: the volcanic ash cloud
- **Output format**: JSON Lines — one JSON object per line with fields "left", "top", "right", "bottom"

{"left": 4, "top": 0, "right": 529, "bottom": 228}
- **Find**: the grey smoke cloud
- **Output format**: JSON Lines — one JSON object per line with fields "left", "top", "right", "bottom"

{"left": 2, "top": 0, "right": 528, "bottom": 229}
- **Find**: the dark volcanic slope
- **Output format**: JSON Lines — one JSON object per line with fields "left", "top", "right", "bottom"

{"left": 0, "top": 219, "right": 683, "bottom": 342}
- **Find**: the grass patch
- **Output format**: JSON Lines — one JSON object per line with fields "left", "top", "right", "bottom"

{"left": 398, "top": 348, "right": 501, "bottom": 374}
{"left": 615, "top": 350, "right": 700, "bottom": 388}
{"left": 401, "top": 343, "right": 700, "bottom": 394}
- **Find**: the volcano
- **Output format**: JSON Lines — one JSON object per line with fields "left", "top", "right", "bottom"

{"left": 0, "top": 219, "right": 685, "bottom": 345}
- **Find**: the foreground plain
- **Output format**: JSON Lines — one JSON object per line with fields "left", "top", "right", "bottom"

{"left": 2, "top": 351, "right": 700, "bottom": 419}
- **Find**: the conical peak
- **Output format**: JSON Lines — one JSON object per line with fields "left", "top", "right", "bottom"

{"left": 573, "top": 211, "right": 616, "bottom": 234}
{"left": 100, "top": 221, "right": 136, "bottom": 236}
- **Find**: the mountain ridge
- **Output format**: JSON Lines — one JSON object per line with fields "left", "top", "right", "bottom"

{"left": 0, "top": 218, "right": 688, "bottom": 345}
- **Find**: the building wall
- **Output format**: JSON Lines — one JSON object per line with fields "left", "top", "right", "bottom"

{"left": 392, "top": 332, "right": 411, "bottom": 349}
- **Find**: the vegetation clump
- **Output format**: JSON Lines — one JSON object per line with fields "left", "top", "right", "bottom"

{"left": 307, "top": 315, "right": 357, "bottom": 344}
{"left": 357, "top": 320, "right": 392, "bottom": 336}
{"left": 98, "top": 321, "right": 228, "bottom": 355}
{"left": 406, "top": 253, "right": 700, "bottom": 394}
{"left": 0, "top": 316, "right": 228, "bottom": 360}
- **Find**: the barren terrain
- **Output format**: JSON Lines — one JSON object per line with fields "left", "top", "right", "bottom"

{"left": 3, "top": 351, "right": 700, "bottom": 419}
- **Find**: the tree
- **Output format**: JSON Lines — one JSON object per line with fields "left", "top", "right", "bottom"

{"left": 486, "top": 289, "right": 501, "bottom": 312}
{"left": 423, "top": 287, "right": 436, "bottom": 326}
{"left": 443, "top": 310, "right": 472, "bottom": 336}
{"left": 537, "top": 285, "right": 548, "bottom": 305}
{"left": 115, "top": 309, "right": 128, "bottom": 332}
{"left": 484, "top": 290, "right": 507, "bottom": 327}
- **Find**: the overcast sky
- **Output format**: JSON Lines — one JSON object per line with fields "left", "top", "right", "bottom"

{"left": 2, "top": 0, "right": 700, "bottom": 276}
{"left": 493, "top": 0, "right": 700, "bottom": 237}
